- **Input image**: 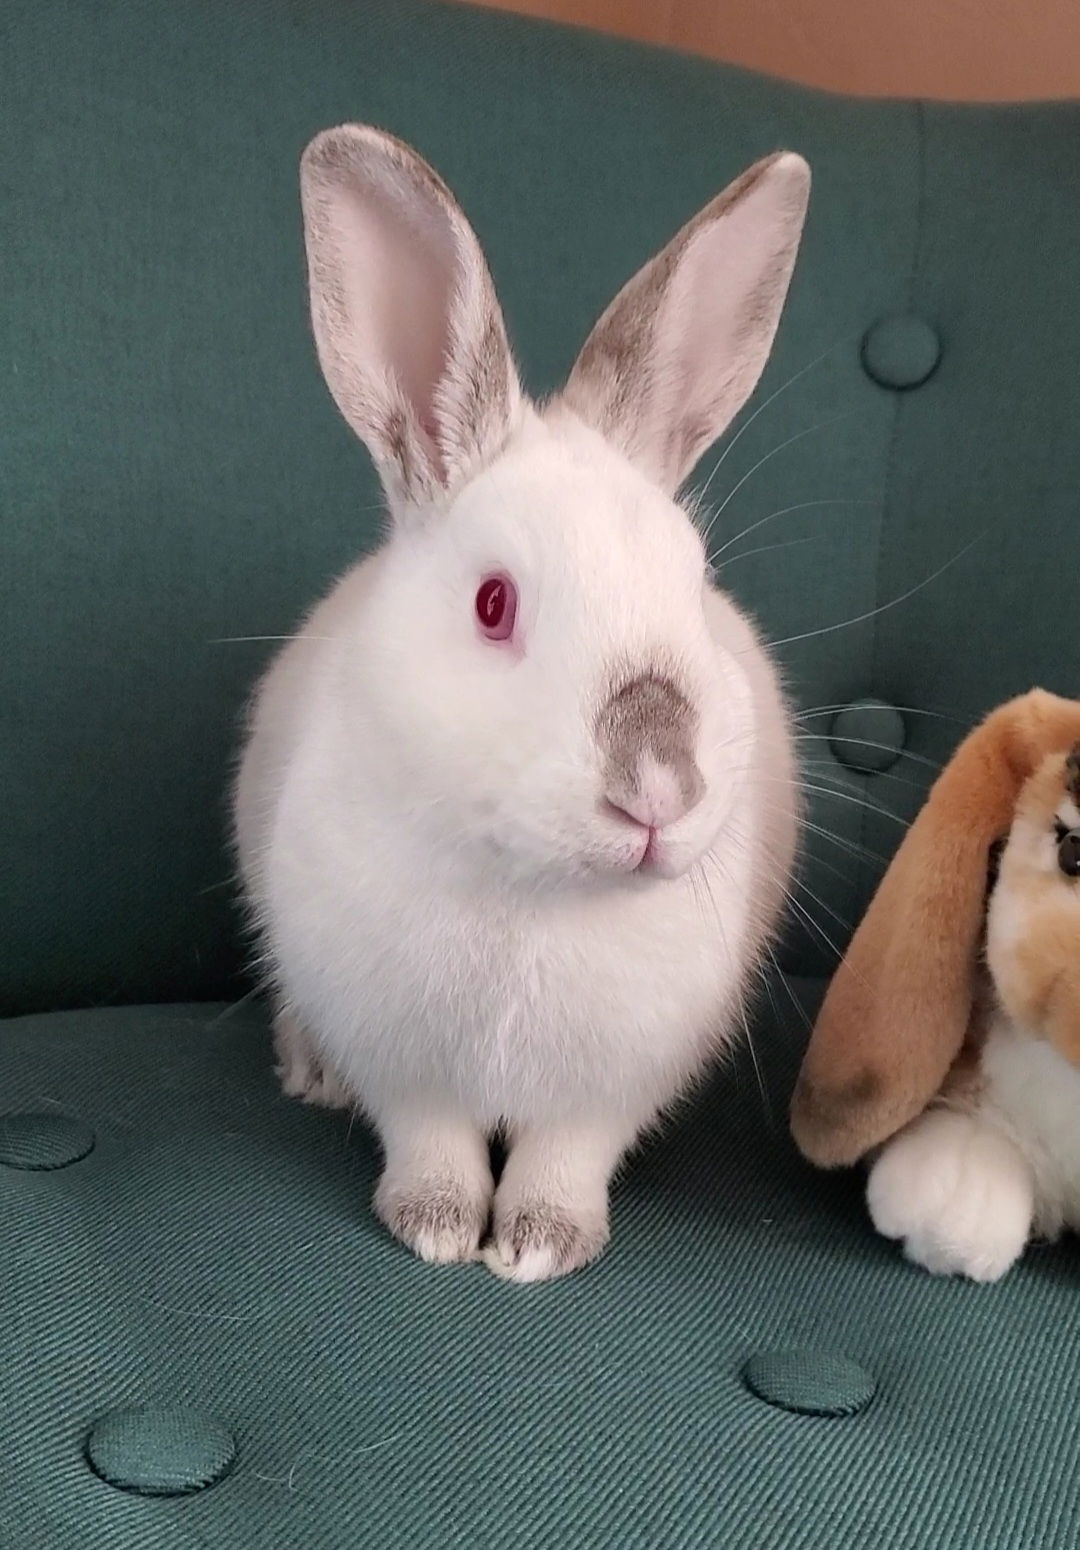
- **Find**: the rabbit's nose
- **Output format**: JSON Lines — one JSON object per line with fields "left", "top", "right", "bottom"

{"left": 605, "top": 753, "right": 705, "bottom": 831}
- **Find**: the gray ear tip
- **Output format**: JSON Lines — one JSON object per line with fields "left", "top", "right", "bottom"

{"left": 300, "top": 124, "right": 454, "bottom": 213}
{"left": 301, "top": 125, "right": 357, "bottom": 182}
{"left": 300, "top": 123, "right": 390, "bottom": 180}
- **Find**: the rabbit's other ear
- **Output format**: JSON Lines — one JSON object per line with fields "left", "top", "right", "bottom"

{"left": 561, "top": 152, "right": 810, "bottom": 496}
{"left": 791, "top": 690, "right": 1080, "bottom": 1169}
{"left": 300, "top": 125, "right": 523, "bottom": 511}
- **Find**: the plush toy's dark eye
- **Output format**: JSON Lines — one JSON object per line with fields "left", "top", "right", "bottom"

{"left": 1057, "top": 828, "right": 1080, "bottom": 878}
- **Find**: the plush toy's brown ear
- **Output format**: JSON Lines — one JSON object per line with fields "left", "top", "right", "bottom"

{"left": 790, "top": 689, "right": 1080, "bottom": 1168}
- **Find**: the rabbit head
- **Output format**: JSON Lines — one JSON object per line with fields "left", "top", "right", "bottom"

{"left": 299, "top": 126, "right": 809, "bottom": 887}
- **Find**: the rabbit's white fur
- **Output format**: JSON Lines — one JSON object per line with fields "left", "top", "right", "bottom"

{"left": 234, "top": 126, "right": 810, "bottom": 1280}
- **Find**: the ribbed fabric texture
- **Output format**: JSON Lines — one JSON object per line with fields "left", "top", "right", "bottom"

{"left": 3, "top": 992, "right": 1080, "bottom": 1548}
{"left": 85, "top": 1407, "right": 236, "bottom": 1496}
{"left": 0, "top": 1114, "right": 95, "bottom": 1170}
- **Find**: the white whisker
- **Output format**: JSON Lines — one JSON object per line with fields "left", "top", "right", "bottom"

{"left": 791, "top": 814, "right": 890, "bottom": 868}
{"left": 710, "top": 496, "right": 873, "bottom": 559}
{"left": 698, "top": 852, "right": 773, "bottom": 1127}
{"left": 700, "top": 413, "right": 858, "bottom": 546}
{"left": 793, "top": 732, "right": 943, "bottom": 773}
{"left": 768, "top": 534, "right": 986, "bottom": 650}
{"left": 783, "top": 888, "right": 843, "bottom": 959}
{"left": 797, "top": 780, "right": 910, "bottom": 830}
{"left": 790, "top": 846, "right": 859, "bottom": 891}
{"left": 791, "top": 873, "right": 853, "bottom": 936}
{"left": 760, "top": 943, "right": 812, "bottom": 1034}
{"left": 692, "top": 331, "right": 858, "bottom": 502}
{"left": 795, "top": 701, "right": 969, "bottom": 726}
{"left": 781, "top": 887, "right": 870, "bottom": 989}
{"left": 799, "top": 756, "right": 928, "bottom": 794}
{"left": 721, "top": 535, "right": 819, "bottom": 567}
{"left": 784, "top": 889, "right": 873, "bottom": 996}
{"left": 749, "top": 769, "right": 909, "bottom": 831}
{"left": 208, "top": 635, "right": 332, "bottom": 644}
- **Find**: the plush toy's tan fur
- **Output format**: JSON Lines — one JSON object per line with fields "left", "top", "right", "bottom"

{"left": 790, "top": 689, "right": 1080, "bottom": 1168}
{"left": 988, "top": 751, "right": 1080, "bottom": 1064}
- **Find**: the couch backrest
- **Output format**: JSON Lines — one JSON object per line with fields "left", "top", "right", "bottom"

{"left": 4, "top": 0, "right": 1079, "bottom": 1014}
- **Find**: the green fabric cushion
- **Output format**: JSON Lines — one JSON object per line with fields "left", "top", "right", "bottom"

{"left": 5, "top": 987, "right": 1080, "bottom": 1549}
{"left": 6, "top": 0, "right": 1080, "bottom": 1012}
{"left": 741, "top": 1349, "right": 877, "bottom": 1417}
{"left": 828, "top": 698, "right": 907, "bottom": 773}
{"left": 6, "top": 6, "right": 1080, "bottom": 1545}
{"left": 0, "top": 1113, "right": 96, "bottom": 1171}
{"left": 860, "top": 313, "right": 942, "bottom": 390}
{"left": 85, "top": 1407, "right": 237, "bottom": 1497}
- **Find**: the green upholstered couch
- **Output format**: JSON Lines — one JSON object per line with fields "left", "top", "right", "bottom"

{"left": 5, "top": 1, "right": 1080, "bottom": 1544}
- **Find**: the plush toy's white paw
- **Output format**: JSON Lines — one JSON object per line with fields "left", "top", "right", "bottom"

{"left": 867, "top": 1109, "right": 1034, "bottom": 1282}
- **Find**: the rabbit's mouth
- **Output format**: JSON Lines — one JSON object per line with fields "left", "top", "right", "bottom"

{"left": 635, "top": 829, "right": 659, "bottom": 872}
{"left": 600, "top": 828, "right": 655, "bottom": 878}
{"left": 633, "top": 827, "right": 692, "bottom": 879}
{"left": 624, "top": 824, "right": 706, "bottom": 882}
{"left": 598, "top": 796, "right": 709, "bottom": 882}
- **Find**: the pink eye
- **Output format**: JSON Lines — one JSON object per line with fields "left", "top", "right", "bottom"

{"left": 475, "top": 574, "right": 518, "bottom": 641}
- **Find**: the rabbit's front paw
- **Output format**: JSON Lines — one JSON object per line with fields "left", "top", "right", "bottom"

{"left": 867, "top": 1109, "right": 1034, "bottom": 1282}
{"left": 482, "top": 1115, "right": 634, "bottom": 1282}
{"left": 374, "top": 1173, "right": 491, "bottom": 1265}
{"left": 483, "top": 1199, "right": 610, "bottom": 1283}
{"left": 373, "top": 1108, "right": 493, "bottom": 1265}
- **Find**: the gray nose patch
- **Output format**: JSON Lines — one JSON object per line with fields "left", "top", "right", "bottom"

{"left": 596, "top": 671, "right": 703, "bottom": 810}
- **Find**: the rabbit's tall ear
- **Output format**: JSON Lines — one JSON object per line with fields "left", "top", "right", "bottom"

{"left": 300, "top": 125, "right": 523, "bottom": 510}
{"left": 561, "top": 153, "right": 809, "bottom": 496}
{"left": 791, "top": 690, "right": 1080, "bottom": 1168}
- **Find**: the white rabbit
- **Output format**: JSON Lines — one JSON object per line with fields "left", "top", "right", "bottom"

{"left": 233, "top": 125, "right": 810, "bottom": 1281}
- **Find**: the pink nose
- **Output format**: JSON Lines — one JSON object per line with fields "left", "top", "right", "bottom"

{"left": 605, "top": 757, "right": 704, "bottom": 831}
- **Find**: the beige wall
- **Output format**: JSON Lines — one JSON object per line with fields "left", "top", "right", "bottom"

{"left": 456, "top": 0, "right": 1080, "bottom": 100}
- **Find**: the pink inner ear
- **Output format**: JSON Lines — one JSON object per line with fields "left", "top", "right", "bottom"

{"left": 559, "top": 152, "right": 809, "bottom": 496}
{"left": 345, "top": 176, "right": 454, "bottom": 471}
{"left": 303, "top": 126, "right": 524, "bottom": 507}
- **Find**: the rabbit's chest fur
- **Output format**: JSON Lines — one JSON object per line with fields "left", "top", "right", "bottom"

{"left": 263, "top": 766, "right": 758, "bottom": 1130}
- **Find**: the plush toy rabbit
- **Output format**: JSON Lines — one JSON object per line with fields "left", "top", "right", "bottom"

{"left": 791, "top": 689, "right": 1080, "bottom": 1282}
{"left": 234, "top": 125, "right": 810, "bottom": 1280}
